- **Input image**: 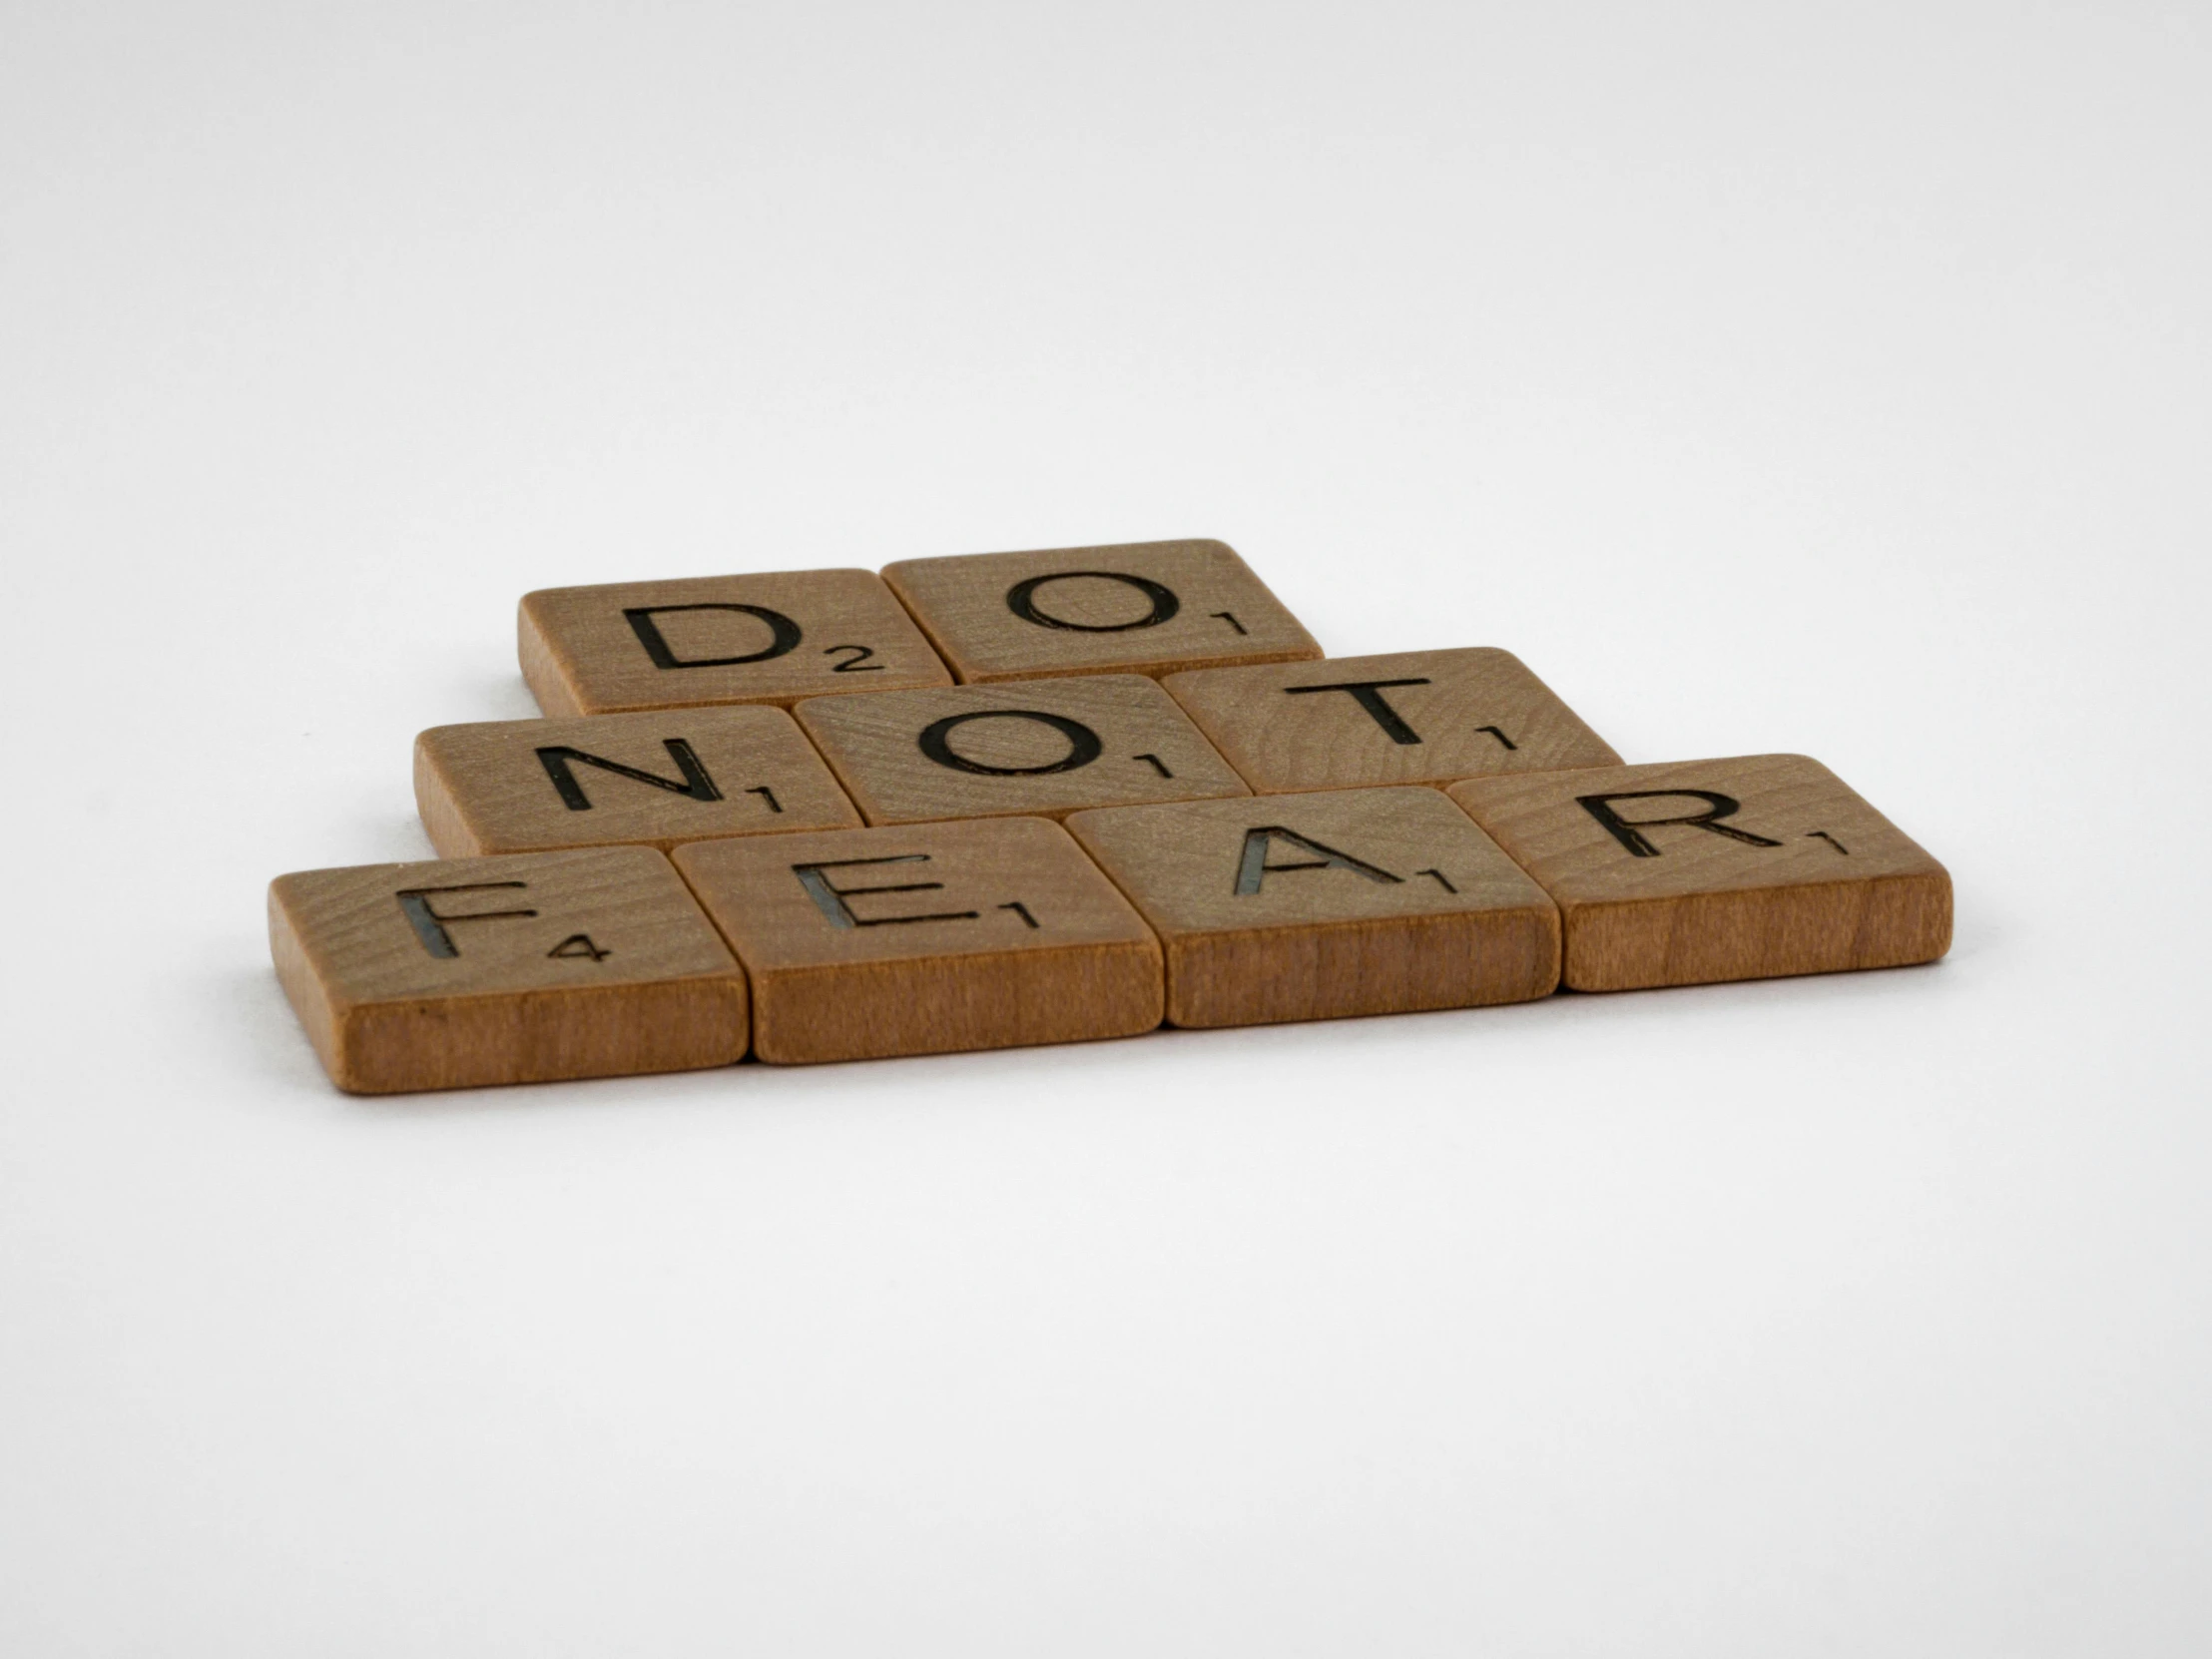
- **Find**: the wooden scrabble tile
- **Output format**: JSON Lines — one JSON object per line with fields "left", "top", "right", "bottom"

{"left": 414, "top": 706, "right": 861, "bottom": 856}
{"left": 269, "top": 846, "right": 748, "bottom": 1093}
{"left": 672, "top": 818, "right": 1163, "bottom": 1063}
{"left": 792, "top": 674, "right": 1251, "bottom": 826}
{"left": 1162, "top": 647, "right": 1622, "bottom": 793}
{"left": 519, "top": 568, "right": 953, "bottom": 716}
{"left": 1065, "top": 787, "right": 1559, "bottom": 1028}
{"left": 1446, "top": 754, "right": 1951, "bottom": 992}
{"left": 879, "top": 538, "right": 1323, "bottom": 683}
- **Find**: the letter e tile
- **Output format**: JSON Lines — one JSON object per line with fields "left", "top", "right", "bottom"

{"left": 672, "top": 819, "right": 1163, "bottom": 1062}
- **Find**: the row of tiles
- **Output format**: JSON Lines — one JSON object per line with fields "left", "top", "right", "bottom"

{"left": 517, "top": 539, "right": 1325, "bottom": 715}
{"left": 273, "top": 764, "right": 1953, "bottom": 1094}
{"left": 424, "top": 646, "right": 1618, "bottom": 852}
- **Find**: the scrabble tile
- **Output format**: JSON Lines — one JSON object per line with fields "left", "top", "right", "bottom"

{"left": 269, "top": 846, "right": 748, "bottom": 1093}
{"left": 414, "top": 706, "right": 861, "bottom": 856}
{"left": 879, "top": 538, "right": 1323, "bottom": 683}
{"left": 1066, "top": 787, "right": 1560, "bottom": 1028}
{"left": 793, "top": 674, "right": 1251, "bottom": 826}
{"left": 1162, "top": 647, "right": 1622, "bottom": 793}
{"left": 672, "top": 818, "right": 1163, "bottom": 1063}
{"left": 1446, "top": 754, "right": 1951, "bottom": 992}
{"left": 519, "top": 569, "right": 953, "bottom": 716}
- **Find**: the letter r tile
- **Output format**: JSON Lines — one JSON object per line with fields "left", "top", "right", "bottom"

{"left": 1162, "top": 648, "right": 1622, "bottom": 793}
{"left": 673, "top": 819, "right": 1163, "bottom": 1062}
{"left": 519, "top": 569, "right": 953, "bottom": 716}
{"left": 1066, "top": 788, "right": 1558, "bottom": 1027}
{"left": 880, "top": 539, "right": 1323, "bottom": 683}
{"left": 269, "top": 847, "right": 749, "bottom": 1093}
{"left": 1446, "top": 754, "right": 1952, "bottom": 991}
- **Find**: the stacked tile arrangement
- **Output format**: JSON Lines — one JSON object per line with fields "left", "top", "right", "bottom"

{"left": 271, "top": 539, "right": 1952, "bottom": 1093}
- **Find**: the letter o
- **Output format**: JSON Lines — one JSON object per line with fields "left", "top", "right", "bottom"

{"left": 916, "top": 710, "right": 1104, "bottom": 776}
{"left": 1004, "top": 571, "right": 1181, "bottom": 632}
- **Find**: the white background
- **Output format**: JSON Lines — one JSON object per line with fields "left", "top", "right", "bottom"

{"left": 4, "top": 3, "right": 2208, "bottom": 1653}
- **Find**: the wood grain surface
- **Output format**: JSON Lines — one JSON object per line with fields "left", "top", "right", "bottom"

{"left": 1446, "top": 754, "right": 1952, "bottom": 991}
{"left": 1161, "top": 647, "right": 1622, "bottom": 793}
{"left": 792, "top": 674, "right": 1250, "bottom": 825}
{"left": 879, "top": 539, "right": 1323, "bottom": 683}
{"left": 269, "top": 846, "right": 749, "bottom": 1093}
{"left": 1065, "top": 787, "right": 1558, "bottom": 1027}
{"left": 674, "top": 818, "right": 1163, "bottom": 1063}
{"left": 415, "top": 705, "right": 860, "bottom": 856}
{"left": 519, "top": 568, "right": 953, "bottom": 716}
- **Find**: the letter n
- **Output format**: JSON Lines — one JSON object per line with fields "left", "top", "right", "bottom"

{"left": 535, "top": 740, "right": 724, "bottom": 812}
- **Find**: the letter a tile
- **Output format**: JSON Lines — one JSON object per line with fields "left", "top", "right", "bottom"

{"left": 415, "top": 706, "right": 860, "bottom": 855}
{"left": 1446, "top": 755, "right": 1951, "bottom": 991}
{"left": 793, "top": 675, "right": 1250, "bottom": 825}
{"left": 519, "top": 569, "right": 953, "bottom": 716}
{"left": 270, "top": 847, "right": 749, "bottom": 1093}
{"left": 880, "top": 539, "right": 1323, "bottom": 683}
{"left": 673, "top": 819, "right": 1163, "bottom": 1062}
{"left": 1162, "top": 648, "right": 1622, "bottom": 794}
{"left": 1066, "top": 788, "right": 1559, "bottom": 1027}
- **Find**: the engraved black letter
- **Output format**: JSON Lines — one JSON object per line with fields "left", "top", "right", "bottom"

{"left": 623, "top": 603, "right": 803, "bottom": 669}
{"left": 916, "top": 710, "right": 1104, "bottom": 776}
{"left": 1283, "top": 678, "right": 1431, "bottom": 746}
{"left": 393, "top": 882, "right": 538, "bottom": 958}
{"left": 1575, "top": 791, "right": 1785, "bottom": 857}
{"left": 1235, "top": 828, "right": 1403, "bottom": 895}
{"left": 1005, "top": 571, "right": 1180, "bottom": 632}
{"left": 535, "top": 739, "right": 723, "bottom": 812}
{"left": 792, "top": 854, "right": 980, "bottom": 928}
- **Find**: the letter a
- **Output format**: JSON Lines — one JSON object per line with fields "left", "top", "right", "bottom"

{"left": 1234, "top": 827, "right": 1404, "bottom": 895}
